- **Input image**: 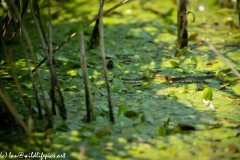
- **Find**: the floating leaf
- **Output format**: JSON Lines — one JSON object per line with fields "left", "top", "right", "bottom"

{"left": 55, "top": 55, "right": 70, "bottom": 62}
{"left": 232, "top": 84, "right": 240, "bottom": 95}
{"left": 100, "top": 91, "right": 107, "bottom": 96}
{"left": 170, "top": 61, "right": 180, "bottom": 68}
{"left": 96, "top": 126, "right": 111, "bottom": 138}
{"left": 141, "top": 114, "right": 154, "bottom": 123}
{"left": 118, "top": 104, "right": 127, "bottom": 117}
{"left": 143, "top": 72, "right": 152, "bottom": 79}
{"left": 188, "top": 33, "right": 198, "bottom": 41}
{"left": 66, "top": 69, "right": 78, "bottom": 76}
{"left": 124, "top": 110, "right": 139, "bottom": 119}
{"left": 181, "top": 65, "right": 191, "bottom": 73}
{"left": 39, "top": 70, "right": 50, "bottom": 80}
{"left": 157, "top": 126, "right": 167, "bottom": 136}
{"left": 36, "top": 53, "right": 44, "bottom": 61}
{"left": 78, "top": 68, "right": 82, "bottom": 77}
{"left": 113, "top": 78, "right": 125, "bottom": 91}
{"left": 116, "top": 116, "right": 133, "bottom": 128}
{"left": 20, "top": 73, "right": 31, "bottom": 82}
{"left": 89, "top": 135, "right": 98, "bottom": 145}
{"left": 126, "top": 84, "right": 133, "bottom": 90}
{"left": 116, "top": 62, "right": 124, "bottom": 72}
{"left": 111, "top": 84, "right": 120, "bottom": 92}
{"left": 190, "top": 56, "right": 202, "bottom": 69}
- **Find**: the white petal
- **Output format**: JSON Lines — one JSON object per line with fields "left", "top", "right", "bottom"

{"left": 209, "top": 103, "right": 215, "bottom": 111}
{"left": 126, "top": 9, "right": 132, "bottom": 14}
{"left": 202, "top": 99, "right": 210, "bottom": 105}
{"left": 198, "top": 5, "right": 205, "bottom": 11}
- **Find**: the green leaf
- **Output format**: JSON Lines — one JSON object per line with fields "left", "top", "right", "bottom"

{"left": 111, "top": 84, "right": 120, "bottom": 92}
{"left": 126, "top": 84, "right": 133, "bottom": 90}
{"left": 181, "top": 65, "right": 191, "bottom": 73}
{"left": 170, "top": 61, "right": 180, "bottom": 68}
{"left": 20, "top": 72, "right": 31, "bottom": 82}
{"left": 96, "top": 126, "right": 111, "bottom": 138}
{"left": 190, "top": 56, "right": 202, "bottom": 69}
{"left": 157, "top": 126, "right": 167, "bottom": 136}
{"left": 124, "top": 110, "right": 139, "bottom": 119}
{"left": 100, "top": 91, "right": 107, "bottom": 96}
{"left": 188, "top": 33, "right": 198, "bottom": 41}
{"left": 118, "top": 104, "right": 127, "bottom": 117}
{"left": 116, "top": 62, "right": 124, "bottom": 72}
{"left": 113, "top": 78, "right": 124, "bottom": 87}
{"left": 55, "top": 55, "right": 70, "bottom": 62}
{"left": 201, "top": 87, "right": 213, "bottom": 100}
{"left": 89, "top": 135, "right": 98, "bottom": 145}
{"left": 143, "top": 72, "right": 152, "bottom": 79}
{"left": 113, "top": 78, "right": 126, "bottom": 91}
{"left": 39, "top": 70, "right": 50, "bottom": 80}
{"left": 141, "top": 114, "right": 154, "bottom": 123}
{"left": 0, "top": 59, "right": 5, "bottom": 66}
{"left": 66, "top": 69, "right": 78, "bottom": 76}
{"left": 116, "top": 116, "right": 133, "bottom": 128}
{"left": 232, "top": 84, "right": 240, "bottom": 95}
{"left": 36, "top": 53, "right": 44, "bottom": 61}
{"left": 78, "top": 68, "right": 82, "bottom": 77}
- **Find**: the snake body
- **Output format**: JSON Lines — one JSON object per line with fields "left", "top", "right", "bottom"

{"left": 121, "top": 74, "right": 215, "bottom": 83}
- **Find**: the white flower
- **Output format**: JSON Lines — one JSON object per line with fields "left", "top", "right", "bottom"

{"left": 202, "top": 99, "right": 215, "bottom": 111}
{"left": 227, "top": 17, "right": 233, "bottom": 21}
{"left": 208, "top": 103, "right": 215, "bottom": 111}
{"left": 198, "top": 5, "right": 205, "bottom": 12}
{"left": 126, "top": 9, "right": 132, "bottom": 14}
{"left": 202, "top": 99, "right": 210, "bottom": 105}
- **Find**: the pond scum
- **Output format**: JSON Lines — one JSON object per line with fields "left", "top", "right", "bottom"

{"left": 0, "top": 0, "right": 240, "bottom": 159}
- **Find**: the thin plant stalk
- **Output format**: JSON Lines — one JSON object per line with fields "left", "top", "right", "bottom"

{"left": 7, "top": 0, "right": 53, "bottom": 127}
{"left": 30, "top": 1, "right": 66, "bottom": 120}
{"left": 99, "top": 0, "right": 114, "bottom": 123}
{"left": 207, "top": 42, "right": 240, "bottom": 79}
{"left": 33, "top": 0, "right": 48, "bottom": 45}
{"left": 0, "top": 79, "right": 44, "bottom": 152}
{"left": 175, "top": 0, "right": 188, "bottom": 57}
{"left": 237, "top": 0, "right": 240, "bottom": 29}
{"left": 32, "top": 0, "right": 130, "bottom": 73}
{"left": 80, "top": 32, "right": 94, "bottom": 122}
